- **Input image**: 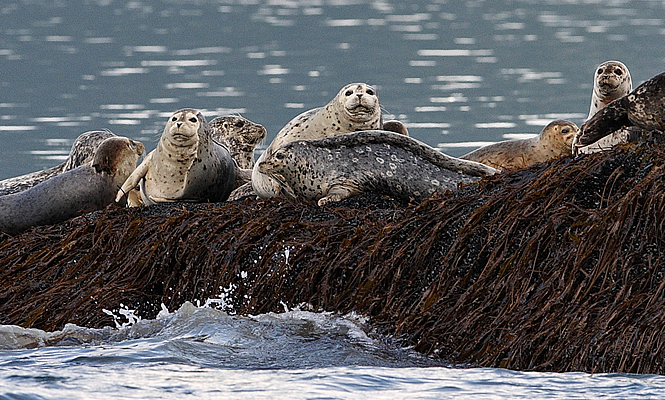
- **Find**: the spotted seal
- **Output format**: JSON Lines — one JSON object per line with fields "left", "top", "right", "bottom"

{"left": 208, "top": 115, "right": 267, "bottom": 170}
{"left": 574, "top": 71, "right": 665, "bottom": 149}
{"left": 257, "top": 130, "right": 498, "bottom": 205}
{"left": 459, "top": 120, "right": 578, "bottom": 171}
{"left": 0, "top": 137, "right": 144, "bottom": 235}
{"left": 0, "top": 130, "right": 116, "bottom": 196}
{"left": 252, "top": 83, "right": 383, "bottom": 198}
{"left": 116, "top": 109, "right": 236, "bottom": 205}
{"left": 576, "top": 61, "right": 634, "bottom": 154}
{"left": 587, "top": 61, "right": 632, "bottom": 120}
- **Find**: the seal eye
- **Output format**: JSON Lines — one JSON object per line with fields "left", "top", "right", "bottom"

{"left": 189, "top": 117, "right": 198, "bottom": 123}
{"left": 615, "top": 68, "right": 623, "bottom": 75}
{"left": 275, "top": 152, "right": 285, "bottom": 160}
{"left": 597, "top": 68, "right": 603, "bottom": 75}
{"left": 171, "top": 116, "right": 178, "bottom": 122}
{"left": 234, "top": 120, "right": 245, "bottom": 128}
{"left": 345, "top": 90, "right": 353, "bottom": 96}
{"left": 562, "top": 128, "right": 569, "bottom": 134}
{"left": 366, "top": 88, "right": 375, "bottom": 96}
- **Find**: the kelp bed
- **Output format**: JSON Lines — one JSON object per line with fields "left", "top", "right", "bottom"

{"left": 2, "top": 139, "right": 665, "bottom": 374}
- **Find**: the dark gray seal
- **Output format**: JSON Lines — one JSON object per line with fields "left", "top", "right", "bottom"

{"left": 0, "top": 130, "right": 116, "bottom": 196}
{"left": 116, "top": 109, "right": 237, "bottom": 205}
{"left": 0, "top": 137, "right": 144, "bottom": 235}
{"left": 575, "top": 71, "right": 665, "bottom": 149}
{"left": 382, "top": 120, "right": 409, "bottom": 136}
{"left": 257, "top": 130, "right": 498, "bottom": 205}
{"left": 208, "top": 115, "right": 267, "bottom": 170}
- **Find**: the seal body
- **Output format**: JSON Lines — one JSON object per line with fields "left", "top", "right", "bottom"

{"left": 117, "top": 109, "right": 236, "bottom": 205}
{"left": 587, "top": 61, "right": 632, "bottom": 120}
{"left": 258, "top": 130, "right": 497, "bottom": 205}
{"left": 575, "top": 71, "right": 665, "bottom": 148}
{"left": 577, "top": 61, "right": 634, "bottom": 154}
{"left": 252, "top": 83, "right": 382, "bottom": 198}
{"left": 0, "top": 130, "right": 116, "bottom": 196}
{"left": 460, "top": 120, "right": 578, "bottom": 171}
{"left": 0, "top": 137, "right": 144, "bottom": 234}
{"left": 208, "top": 115, "right": 267, "bottom": 169}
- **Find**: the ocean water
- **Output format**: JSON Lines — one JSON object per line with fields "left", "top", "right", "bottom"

{"left": 3, "top": 302, "right": 665, "bottom": 399}
{"left": 2, "top": 0, "right": 665, "bottom": 398}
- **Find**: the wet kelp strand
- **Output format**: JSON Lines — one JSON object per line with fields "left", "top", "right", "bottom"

{"left": 2, "top": 140, "right": 665, "bottom": 374}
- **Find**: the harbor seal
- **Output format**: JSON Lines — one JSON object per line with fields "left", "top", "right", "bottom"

{"left": 208, "top": 115, "right": 267, "bottom": 169}
{"left": 574, "top": 71, "right": 665, "bottom": 149}
{"left": 0, "top": 137, "right": 144, "bottom": 235}
{"left": 257, "top": 130, "right": 498, "bottom": 206}
{"left": 576, "top": 61, "right": 634, "bottom": 154}
{"left": 0, "top": 130, "right": 116, "bottom": 196}
{"left": 252, "top": 82, "right": 383, "bottom": 198}
{"left": 587, "top": 61, "right": 632, "bottom": 120}
{"left": 459, "top": 120, "right": 578, "bottom": 171}
{"left": 116, "top": 108, "right": 236, "bottom": 205}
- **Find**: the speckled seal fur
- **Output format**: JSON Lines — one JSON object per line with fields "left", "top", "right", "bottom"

{"left": 252, "top": 83, "right": 383, "bottom": 198}
{"left": 116, "top": 109, "right": 236, "bottom": 205}
{"left": 575, "top": 71, "right": 665, "bottom": 149}
{"left": 208, "top": 115, "right": 267, "bottom": 170}
{"left": 258, "top": 130, "right": 497, "bottom": 206}
{"left": 0, "top": 137, "right": 144, "bottom": 234}
{"left": 460, "top": 120, "right": 578, "bottom": 171}
{"left": 0, "top": 130, "right": 117, "bottom": 196}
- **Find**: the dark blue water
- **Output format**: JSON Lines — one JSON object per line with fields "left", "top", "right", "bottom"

{"left": 1, "top": 1, "right": 665, "bottom": 398}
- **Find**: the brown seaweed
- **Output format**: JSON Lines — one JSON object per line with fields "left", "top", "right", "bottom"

{"left": 2, "top": 139, "right": 665, "bottom": 374}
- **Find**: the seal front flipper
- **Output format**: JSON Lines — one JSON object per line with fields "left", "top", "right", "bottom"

{"left": 116, "top": 152, "right": 152, "bottom": 203}
{"left": 318, "top": 182, "right": 359, "bottom": 206}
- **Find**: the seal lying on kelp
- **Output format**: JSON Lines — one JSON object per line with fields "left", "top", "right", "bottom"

{"left": 460, "top": 120, "right": 578, "bottom": 171}
{"left": 116, "top": 109, "right": 237, "bottom": 205}
{"left": 574, "top": 71, "right": 665, "bottom": 150}
{"left": 0, "top": 130, "right": 117, "bottom": 196}
{"left": 0, "top": 137, "right": 144, "bottom": 235}
{"left": 257, "top": 130, "right": 498, "bottom": 206}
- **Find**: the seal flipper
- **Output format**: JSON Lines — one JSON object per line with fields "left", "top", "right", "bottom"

{"left": 116, "top": 152, "right": 152, "bottom": 202}
{"left": 318, "top": 182, "right": 360, "bottom": 206}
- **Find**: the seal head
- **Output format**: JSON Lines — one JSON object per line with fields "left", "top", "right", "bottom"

{"left": 588, "top": 61, "right": 632, "bottom": 120}
{"left": 208, "top": 115, "right": 267, "bottom": 169}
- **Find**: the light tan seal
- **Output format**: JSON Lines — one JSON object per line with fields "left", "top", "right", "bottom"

{"left": 208, "top": 115, "right": 267, "bottom": 170}
{"left": 257, "top": 130, "right": 498, "bottom": 206}
{"left": 460, "top": 120, "right": 578, "bottom": 171}
{"left": 252, "top": 83, "right": 382, "bottom": 198}
{"left": 116, "top": 109, "right": 236, "bottom": 205}
{"left": 575, "top": 61, "right": 634, "bottom": 154}
{"left": 587, "top": 61, "right": 632, "bottom": 120}
{"left": 0, "top": 130, "right": 117, "bottom": 196}
{"left": 0, "top": 137, "right": 144, "bottom": 235}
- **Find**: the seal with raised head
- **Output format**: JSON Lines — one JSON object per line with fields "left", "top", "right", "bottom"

{"left": 257, "top": 130, "right": 498, "bottom": 206}
{"left": 252, "top": 83, "right": 383, "bottom": 198}
{"left": 0, "top": 130, "right": 117, "bottom": 196}
{"left": 574, "top": 71, "right": 665, "bottom": 149}
{"left": 208, "top": 115, "right": 267, "bottom": 169}
{"left": 576, "top": 61, "right": 635, "bottom": 154}
{"left": 0, "top": 137, "right": 144, "bottom": 235}
{"left": 459, "top": 120, "right": 578, "bottom": 171}
{"left": 116, "top": 109, "right": 236, "bottom": 205}
{"left": 587, "top": 60, "right": 632, "bottom": 120}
